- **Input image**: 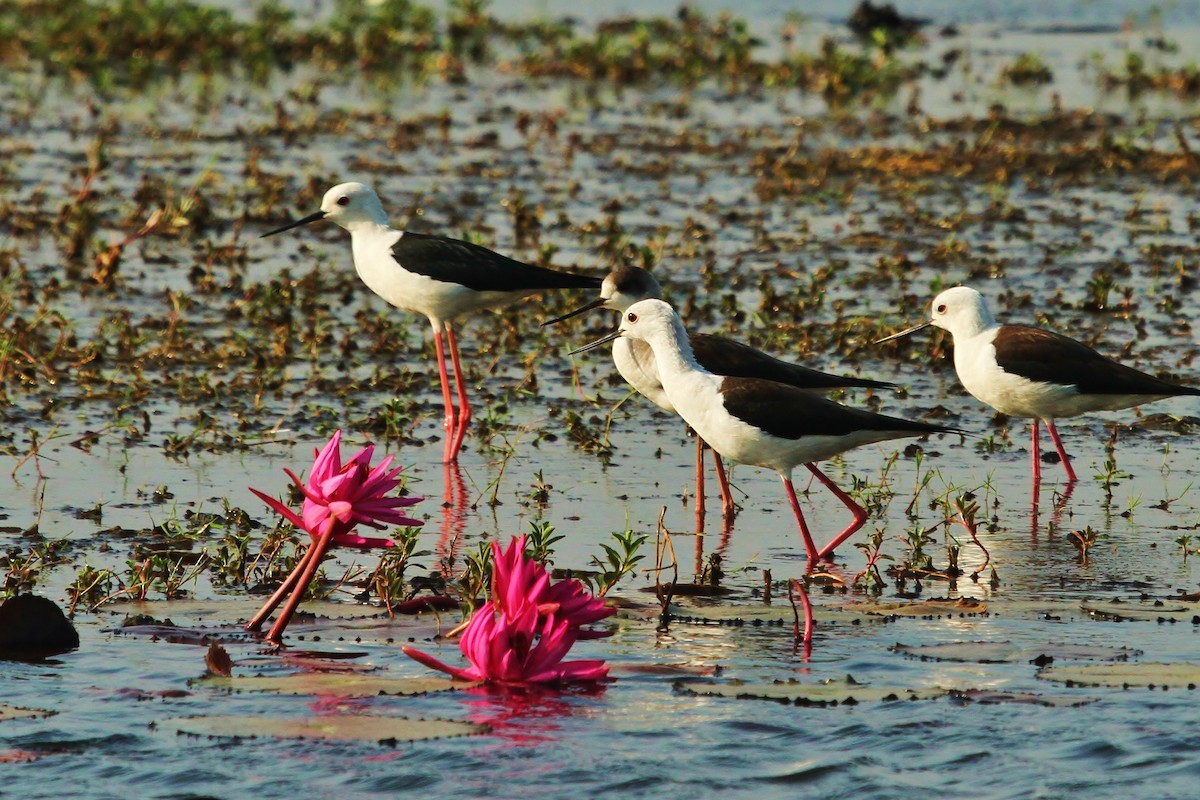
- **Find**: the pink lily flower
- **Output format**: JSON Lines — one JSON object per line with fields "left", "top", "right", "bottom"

{"left": 245, "top": 430, "right": 424, "bottom": 642}
{"left": 404, "top": 535, "right": 614, "bottom": 686}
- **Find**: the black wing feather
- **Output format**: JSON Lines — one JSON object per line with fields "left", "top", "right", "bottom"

{"left": 719, "top": 377, "right": 951, "bottom": 441}
{"left": 391, "top": 232, "right": 600, "bottom": 293}
{"left": 692, "top": 334, "right": 893, "bottom": 391}
{"left": 993, "top": 325, "right": 1200, "bottom": 397}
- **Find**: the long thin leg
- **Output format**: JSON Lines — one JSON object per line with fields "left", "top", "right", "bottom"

{"left": 445, "top": 325, "right": 471, "bottom": 462}
{"left": 781, "top": 475, "right": 820, "bottom": 565}
{"left": 809, "top": 463, "right": 869, "bottom": 562}
{"left": 694, "top": 435, "right": 706, "bottom": 519}
{"left": 265, "top": 528, "right": 336, "bottom": 644}
{"left": 1031, "top": 419, "right": 1042, "bottom": 486}
{"left": 1045, "top": 420, "right": 1077, "bottom": 483}
{"left": 712, "top": 451, "right": 735, "bottom": 518}
{"left": 245, "top": 542, "right": 317, "bottom": 632}
{"left": 432, "top": 325, "right": 458, "bottom": 462}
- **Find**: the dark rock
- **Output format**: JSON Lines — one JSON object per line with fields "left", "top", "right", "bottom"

{"left": 0, "top": 594, "right": 80, "bottom": 655}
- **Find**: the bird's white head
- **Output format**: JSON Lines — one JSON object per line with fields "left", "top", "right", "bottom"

{"left": 318, "top": 182, "right": 390, "bottom": 231}
{"left": 928, "top": 286, "right": 997, "bottom": 338}
{"left": 618, "top": 298, "right": 680, "bottom": 343}
{"left": 569, "top": 297, "right": 691, "bottom": 359}
{"left": 262, "top": 181, "right": 391, "bottom": 239}
{"left": 601, "top": 266, "right": 665, "bottom": 312}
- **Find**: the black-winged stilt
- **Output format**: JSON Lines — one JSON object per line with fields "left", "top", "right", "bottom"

{"left": 262, "top": 182, "right": 600, "bottom": 463}
{"left": 876, "top": 285, "right": 1200, "bottom": 484}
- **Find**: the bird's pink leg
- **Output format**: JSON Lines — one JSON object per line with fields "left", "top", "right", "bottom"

{"left": 445, "top": 325, "right": 471, "bottom": 462}
{"left": 245, "top": 542, "right": 317, "bottom": 632}
{"left": 433, "top": 327, "right": 458, "bottom": 462}
{"left": 1030, "top": 419, "right": 1042, "bottom": 486}
{"left": 781, "top": 475, "right": 821, "bottom": 566}
{"left": 1045, "top": 420, "right": 1077, "bottom": 483}
{"left": 694, "top": 435, "right": 706, "bottom": 519}
{"left": 712, "top": 450, "right": 735, "bottom": 518}
{"left": 809, "top": 463, "right": 869, "bottom": 563}
{"left": 265, "top": 527, "right": 336, "bottom": 644}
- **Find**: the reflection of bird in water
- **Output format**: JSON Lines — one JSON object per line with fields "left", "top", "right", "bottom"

{"left": 262, "top": 182, "right": 600, "bottom": 463}
{"left": 575, "top": 299, "right": 956, "bottom": 568}
{"left": 878, "top": 286, "right": 1200, "bottom": 487}
{"left": 438, "top": 463, "right": 468, "bottom": 577}
{"left": 549, "top": 266, "right": 893, "bottom": 519}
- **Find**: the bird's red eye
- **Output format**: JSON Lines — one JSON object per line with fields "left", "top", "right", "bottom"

{"left": 627, "top": 312, "right": 638, "bottom": 323}
{"left": 936, "top": 304, "right": 947, "bottom": 313}
{"left": 337, "top": 196, "right": 350, "bottom": 206}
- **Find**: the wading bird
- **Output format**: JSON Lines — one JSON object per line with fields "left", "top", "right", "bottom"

{"left": 263, "top": 182, "right": 600, "bottom": 463}
{"left": 876, "top": 286, "right": 1200, "bottom": 484}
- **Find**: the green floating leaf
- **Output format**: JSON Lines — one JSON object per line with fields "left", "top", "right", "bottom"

{"left": 1039, "top": 662, "right": 1200, "bottom": 689}
{"left": 610, "top": 662, "right": 720, "bottom": 677}
{"left": 676, "top": 676, "right": 947, "bottom": 706}
{"left": 1081, "top": 600, "right": 1199, "bottom": 622}
{"left": 0, "top": 706, "right": 54, "bottom": 722}
{"left": 195, "top": 674, "right": 471, "bottom": 697}
{"left": 949, "top": 689, "right": 1097, "bottom": 707}
{"left": 893, "top": 641, "right": 1140, "bottom": 664}
{"left": 667, "top": 603, "right": 886, "bottom": 627}
{"left": 859, "top": 598, "right": 988, "bottom": 618}
{"left": 162, "top": 714, "right": 486, "bottom": 742}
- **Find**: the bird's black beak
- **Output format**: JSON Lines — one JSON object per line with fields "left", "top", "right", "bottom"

{"left": 261, "top": 210, "right": 327, "bottom": 238}
{"left": 874, "top": 320, "right": 933, "bottom": 345}
{"left": 542, "top": 297, "right": 608, "bottom": 327}
{"left": 569, "top": 328, "right": 623, "bottom": 356}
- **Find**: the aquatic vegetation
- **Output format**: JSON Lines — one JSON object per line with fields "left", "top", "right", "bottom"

{"left": 1000, "top": 53, "right": 1054, "bottom": 86}
{"left": 404, "top": 534, "right": 614, "bottom": 685}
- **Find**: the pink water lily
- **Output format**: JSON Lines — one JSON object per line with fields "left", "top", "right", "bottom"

{"left": 404, "top": 535, "right": 614, "bottom": 686}
{"left": 245, "top": 430, "right": 424, "bottom": 642}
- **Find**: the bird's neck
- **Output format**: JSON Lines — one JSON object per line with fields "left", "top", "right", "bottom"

{"left": 642, "top": 317, "right": 705, "bottom": 382}
{"left": 953, "top": 315, "right": 999, "bottom": 344}
{"left": 346, "top": 220, "right": 395, "bottom": 239}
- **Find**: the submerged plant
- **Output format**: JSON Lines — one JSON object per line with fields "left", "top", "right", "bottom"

{"left": 245, "top": 430, "right": 424, "bottom": 643}
{"left": 404, "top": 535, "right": 614, "bottom": 685}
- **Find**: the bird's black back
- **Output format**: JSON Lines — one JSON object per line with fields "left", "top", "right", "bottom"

{"left": 692, "top": 333, "right": 893, "bottom": 391}
{"left": 993, "top": 325, "right": 1200, "bottom": 397}
{"left": 392, "top": 231, "right": 601, "bottom": 293}
{"left": 719, "top": 377, "right": 952, "bottom": 441}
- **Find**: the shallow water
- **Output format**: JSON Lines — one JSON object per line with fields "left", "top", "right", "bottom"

{"left": 4, "top": 1, "right": 1200, "bottom": 798}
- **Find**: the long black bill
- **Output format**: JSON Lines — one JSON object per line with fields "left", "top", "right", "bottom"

{"left": 261, "top": 210, "right": 327, "bottom": 238}
{"left": 874, "top": 320, "right": 933, "bottom": 345}
{"left": 569, "top": 328, "right": 622, "bottom": 356}
{"left": 542, "top": 297, "right": 608, "bottom": 327}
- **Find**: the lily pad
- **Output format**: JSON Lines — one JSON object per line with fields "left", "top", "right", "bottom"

{"left": 1039, "top": 662, "right": 1200, "bottom": 689}
{"left": 859, "top": 598, "right": 988, "bottom": 618}
{"left": 610, "top": 662, "right": 721, "bottom": 677}
{"left": 1081, "top": 600, "right": 1200, "bottom": 623}
{"left": 892, "top": 641, "right": 1140, "bottom": 663}
{"left": 675, "top": 676, "right": 947, "bottom": 706}
{"left": 666, "top": 602, "right": 890, "bottom": 628}
{"left": 195, "top": 674, "right": 470, "bottom": 697}
{"left": 161, "top": 714, "right": 487, "bottom": 742}
{"left": 948, "top": 689, "right": 1097, "bottom": 707}
{"left": 0, "top": 706, "right": 54, "bottom": 721}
